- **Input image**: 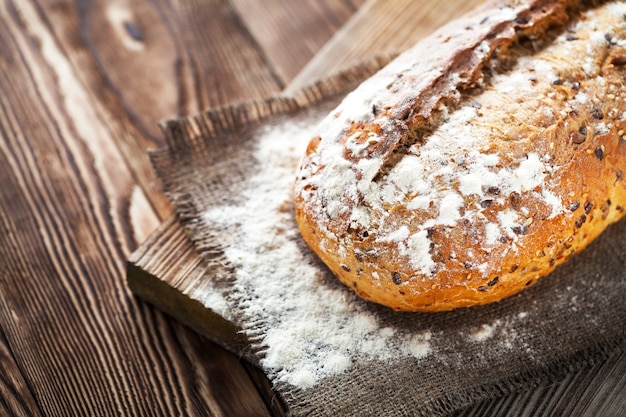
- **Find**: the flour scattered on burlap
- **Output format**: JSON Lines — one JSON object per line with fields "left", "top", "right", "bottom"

{"left": 202, "top": 120, "right": 527, "bottom": 389}
{"left": 203, "top": 121, "right": 435, "bottom": 388}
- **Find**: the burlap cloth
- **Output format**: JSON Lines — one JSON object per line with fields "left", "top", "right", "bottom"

{"left": 150, "top": 59, "right": 626, "bottom": 416}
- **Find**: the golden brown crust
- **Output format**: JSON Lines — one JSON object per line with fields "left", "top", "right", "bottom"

{"left": 295, "top": 0, "right": 626, "bottom": 311}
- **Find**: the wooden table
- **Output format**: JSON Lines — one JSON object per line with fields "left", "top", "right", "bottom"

{"left": 2, "top": 0, "right": 624, "bottom": 416}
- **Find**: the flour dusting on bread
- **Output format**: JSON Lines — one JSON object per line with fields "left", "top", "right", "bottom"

{"left": 295, "top": 0, "right": 626, "bottom": 311}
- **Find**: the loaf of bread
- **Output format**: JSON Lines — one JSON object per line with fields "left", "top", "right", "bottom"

{"left": 294, "top": 0, "right": 626, "bottom": 311}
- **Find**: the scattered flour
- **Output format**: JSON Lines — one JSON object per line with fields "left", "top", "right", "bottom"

{"left": 469, "top": 322, "right": 498, "bottom": 343}
{"left": 193, "top": 287, "right": 231, "bottom": 320}
{"left": 467, "top": 313, "right": 530, "bottom": 349}
{"left": 202, "top": 121, "right": 433, "bottom": 389}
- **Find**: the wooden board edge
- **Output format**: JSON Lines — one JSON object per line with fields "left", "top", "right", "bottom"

{"left": 126, "top": 250, "right": 252, "bottom": 360}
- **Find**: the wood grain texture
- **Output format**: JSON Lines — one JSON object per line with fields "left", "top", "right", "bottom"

{"left": 453, "top": 349, "right": 626, "bottom": 416}
{"left": 0, "top": 0, "right": 273, "bottom": 414}
{"left": 1, "top": 0, "right": 360, "bottom": 415}
{"left": 287, "top": 0, "right": 486, "bottom": 92}
{"left": 230, "top": 0, "right": 365, "bottom": 82}
{"left": 36, "top": 0, "right": 287, "bottom": 219}
{"left": 0, "top": 327, "right": 42, "bottom": 417}
{"left": 144, "top": 0, "right": 283, "bottom": 113}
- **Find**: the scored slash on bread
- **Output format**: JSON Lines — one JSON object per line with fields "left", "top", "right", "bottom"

{"left": 294, "top": 0, "right": 626, "bottom": 311}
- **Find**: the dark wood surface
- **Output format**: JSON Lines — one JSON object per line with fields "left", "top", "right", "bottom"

{"left": 2, "top": 0, "right": 625, "bottom": 416}
{"left": 0, "top": 0, "right": 360, "bottom": 415}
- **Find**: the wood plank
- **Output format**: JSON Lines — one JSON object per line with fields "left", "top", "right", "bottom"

{"left": 37, "top": 0, "right": 286, "bottom": 220}
{"left": 143, "top": 0, "right": 284, "bottom": 111}
{"left": 288, "top": 0, "right": 485, "bottom": 92}
{"left": 127, "top": 217, "right": 250, "bottom": 355}
{"left": 452, "top": 349, "right": 626, "bottom": 416}
{"left": 1, "top": 1, "right": 270, "bottom": 414}
{"left": 230, "top": 0, "right": 366, "bottom": 82}
{"left": 0, "top": 327, "right": 42, "bottom": 417}
{"left": 0, "top": 0, "right": 314, "bottom": 415}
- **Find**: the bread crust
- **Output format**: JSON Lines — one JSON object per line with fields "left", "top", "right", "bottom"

{"left": 295, "top": 0, "right": 626, "bottom": 311}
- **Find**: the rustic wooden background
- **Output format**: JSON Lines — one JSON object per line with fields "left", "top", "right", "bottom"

{"left": 1, "top": 0, "right": 625, "bottom": 416}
